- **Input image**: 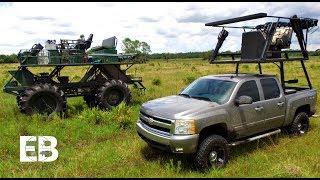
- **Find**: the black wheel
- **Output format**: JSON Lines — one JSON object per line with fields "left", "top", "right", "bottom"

{"left": 17, "top": 83, "right": 67, "bottom": 116}
{"left": 287, "top": 112, "right": 309, "bottom": 136}
{"left": 96, "top": 79, "right": 131, "bottom": 110}
{"left": 194, "top": 135, "right": 229, "bottom": 171}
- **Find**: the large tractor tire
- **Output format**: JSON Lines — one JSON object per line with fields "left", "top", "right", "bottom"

{"left": 17, "top": 83, "right": 67, "bottom": 115}
{"left": 95, "top": 79, "right": 131, "bottom": 110}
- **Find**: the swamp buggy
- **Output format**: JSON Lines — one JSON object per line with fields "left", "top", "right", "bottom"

{"left": 3, "top": 35, "right": 146, "bottom": 115}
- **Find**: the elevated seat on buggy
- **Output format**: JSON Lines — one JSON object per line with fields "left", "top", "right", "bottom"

{"left": 91, "top": 36, "right": 117, "bottom": 54}
{"left": 17, "top": 43, "right": 44, "bottom": 64}
{"left": 89, "top": 36, "right": 138, "bottom": 63}
{"left": 73, "top": 34, "right": 93, "bottom": 51}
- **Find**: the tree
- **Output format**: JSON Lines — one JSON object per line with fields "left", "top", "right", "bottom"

{"left": 0, "top": 54, "right": 18, "bottom": 63}
{"left": 121, "top": 38, "right": 151, "bottom": 55}
{"left": 315, "top": 49, "right": 320, "bottom": 56}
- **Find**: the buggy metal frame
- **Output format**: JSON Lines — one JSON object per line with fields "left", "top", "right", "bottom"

{"left": 3, "top": 35, "right": 146, "bottom": 97}
{"left": 205, "top": 13, "right": 318, "bottom": 90}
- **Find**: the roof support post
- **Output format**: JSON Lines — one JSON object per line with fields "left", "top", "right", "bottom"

{"left": 235, "top": 63, "right": 239, "bottom": 75}
{"left": 301, "top": 60, "right": 312, "bottom": 89}
{"left": 279, "top": 61, "right": 285, "bottom": 90}
{"left": 258, "top": 63, "right": 262, "bottom": 74}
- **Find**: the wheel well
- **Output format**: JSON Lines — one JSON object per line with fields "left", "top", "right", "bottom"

{"left": 199, "top": 123, "right": 229, "bottom": 143}
{"left": 295, "top": 104, "right": 311, "bottom": 116}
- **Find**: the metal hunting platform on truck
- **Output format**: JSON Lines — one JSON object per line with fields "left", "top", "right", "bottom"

{"left": 206, "top": 12, "right": 318, "bottom": 89}
{"left": 3, "top": 34, "right": 146, "bottom": 115}
{"left": 136, "top": 13, "right": 318, "bottom": 171}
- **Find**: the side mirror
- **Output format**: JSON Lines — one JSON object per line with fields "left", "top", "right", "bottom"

{"left": 235, "top": 95, "right": 253, "bottom": 106}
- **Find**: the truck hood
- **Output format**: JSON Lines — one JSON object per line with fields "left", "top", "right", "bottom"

{"left": 140, "top": 95, "right": 219, "bottom": 119}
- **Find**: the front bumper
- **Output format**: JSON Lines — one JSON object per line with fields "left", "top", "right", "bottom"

{"left": 136, "top": 120, "right": 199, "bottom": 154}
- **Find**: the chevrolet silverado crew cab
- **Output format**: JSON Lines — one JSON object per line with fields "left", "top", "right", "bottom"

{"left": 136, "top": 73, "right": 317, "bottom": 171}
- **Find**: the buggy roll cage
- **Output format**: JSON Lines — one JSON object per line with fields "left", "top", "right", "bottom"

{"left": 205, "top": 13, "right": 318, "bottom": 89}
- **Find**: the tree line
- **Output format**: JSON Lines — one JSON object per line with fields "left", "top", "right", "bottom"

{"left": 0, "top": 54, "right": 18, "bottom": 63}
{"left": 146, "top": 50, "right": 320, "bottom": 60}
{"left": 1, "top": 36, "right": 319, "bottom": 63}
{"left": 1, "top": 50, "right": 320, "bottom": 63}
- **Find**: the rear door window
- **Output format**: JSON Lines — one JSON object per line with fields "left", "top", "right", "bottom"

{"left": 236, "top": 80, "right": 260, "bottom": 102}
{"left": 260, "top": 78, "right": 280, "bottom": 100}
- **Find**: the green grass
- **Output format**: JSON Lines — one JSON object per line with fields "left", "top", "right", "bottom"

{"left": 0, "top": 57, "right": 320, "bottom": 177}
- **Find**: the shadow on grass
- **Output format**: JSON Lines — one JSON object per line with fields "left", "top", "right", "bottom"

{"left": 140, "top": 132, "right": 287, "bottom": 173}
{"left": 229, "top": 133, "right": 284, "bottom": 161}
{"left": 140, "top": 145, "right": 195, "bottom": 172}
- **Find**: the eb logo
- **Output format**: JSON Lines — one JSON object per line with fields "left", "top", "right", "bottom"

{"left": 20, "top": 136, "right": 58, "bottom": 162}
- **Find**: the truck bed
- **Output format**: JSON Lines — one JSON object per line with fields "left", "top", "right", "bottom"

{"left": 284, "top": 86, "right": 311, "bottom": 95}
{"left": 283, "top": 87, "right": 317, "bottom": 126}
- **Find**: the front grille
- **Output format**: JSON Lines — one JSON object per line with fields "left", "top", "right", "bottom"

{"left": 140, "top": 118, "right": 170, "bottom": 133}
{"left": 140, "top": 111, "right": 171, "bottom": 124}
{"left": 139, "top": 111, "right": 172, "bottom": 133}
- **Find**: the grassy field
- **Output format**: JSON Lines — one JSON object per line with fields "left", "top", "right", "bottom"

{"left": 0, "top": 57, "right": 320, "bottom": 177}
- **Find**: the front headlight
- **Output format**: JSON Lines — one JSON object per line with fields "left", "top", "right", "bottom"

{"left": 174, "top": 120, "right": 196, "bottom": 135}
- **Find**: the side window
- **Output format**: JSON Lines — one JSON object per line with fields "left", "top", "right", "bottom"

{"left": 260, "top": 78, "right": 280, "bottom": 100}
{"left": 236, "top": 80, "right": 260, "bottom": 102}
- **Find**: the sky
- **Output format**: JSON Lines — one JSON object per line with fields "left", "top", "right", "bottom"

{"left": 0, "top": 2, "right": 319, "bottom": 55}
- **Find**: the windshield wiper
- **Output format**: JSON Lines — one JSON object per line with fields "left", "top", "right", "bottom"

{"left": 191, "top": 96, "right": 212, "bottom": 102}
{"left": 178, "top": 93, "right": 191, "bottom": 98}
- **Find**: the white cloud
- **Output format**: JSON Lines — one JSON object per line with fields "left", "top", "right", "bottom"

{"left": 0, "top": 2, "right": 319, "bottom": 54}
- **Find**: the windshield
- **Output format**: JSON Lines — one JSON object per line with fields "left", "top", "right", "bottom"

{"left": 180, "top": 78, "right": 237, "bottom": 104}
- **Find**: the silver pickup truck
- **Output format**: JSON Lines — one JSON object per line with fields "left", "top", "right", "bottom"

{"left": 136, "top": 73, "right": 317, "bottom": 171}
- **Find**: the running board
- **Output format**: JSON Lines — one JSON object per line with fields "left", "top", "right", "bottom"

{"left": 229, "top": 129, "right": 281, "bottom": 146}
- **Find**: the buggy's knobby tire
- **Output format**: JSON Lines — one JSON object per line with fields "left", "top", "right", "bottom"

{"left": 96, "top": 79, "right": 131, "bottom": 110}
{"left": 17, "top": 83, "right": 66, "bottom": 116}
{"left": 194, "top": 135, "right": 229, "bottom": 172}
{"left": 287, "top": 111, "right": 309, "bottom": 136}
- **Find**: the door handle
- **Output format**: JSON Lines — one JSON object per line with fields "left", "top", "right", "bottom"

{"left": 277, "top": 102, "right": 284, "bottom": 106}
{"left": 254, "top": 106, "right": 264, "bottom": 111}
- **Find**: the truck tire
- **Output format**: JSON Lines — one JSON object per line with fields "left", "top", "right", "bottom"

{"left": 95, "top": 79, "right": 131, "bottom": 110}
{"left": 287, "top": 111, "right": 309, "bottom": 136}
{"left": 17, "top": 83, "right": 67, "bottom": 115}
{"left": 194, "top": 135, "right": 229, "bottom": 171}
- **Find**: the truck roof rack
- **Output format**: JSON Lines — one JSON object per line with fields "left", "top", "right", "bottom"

{"left": 205, "top": 13, "right": 268, "bottom": 26}
{"left": 205, "top": 13, "right": 318, "bottom": 90}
